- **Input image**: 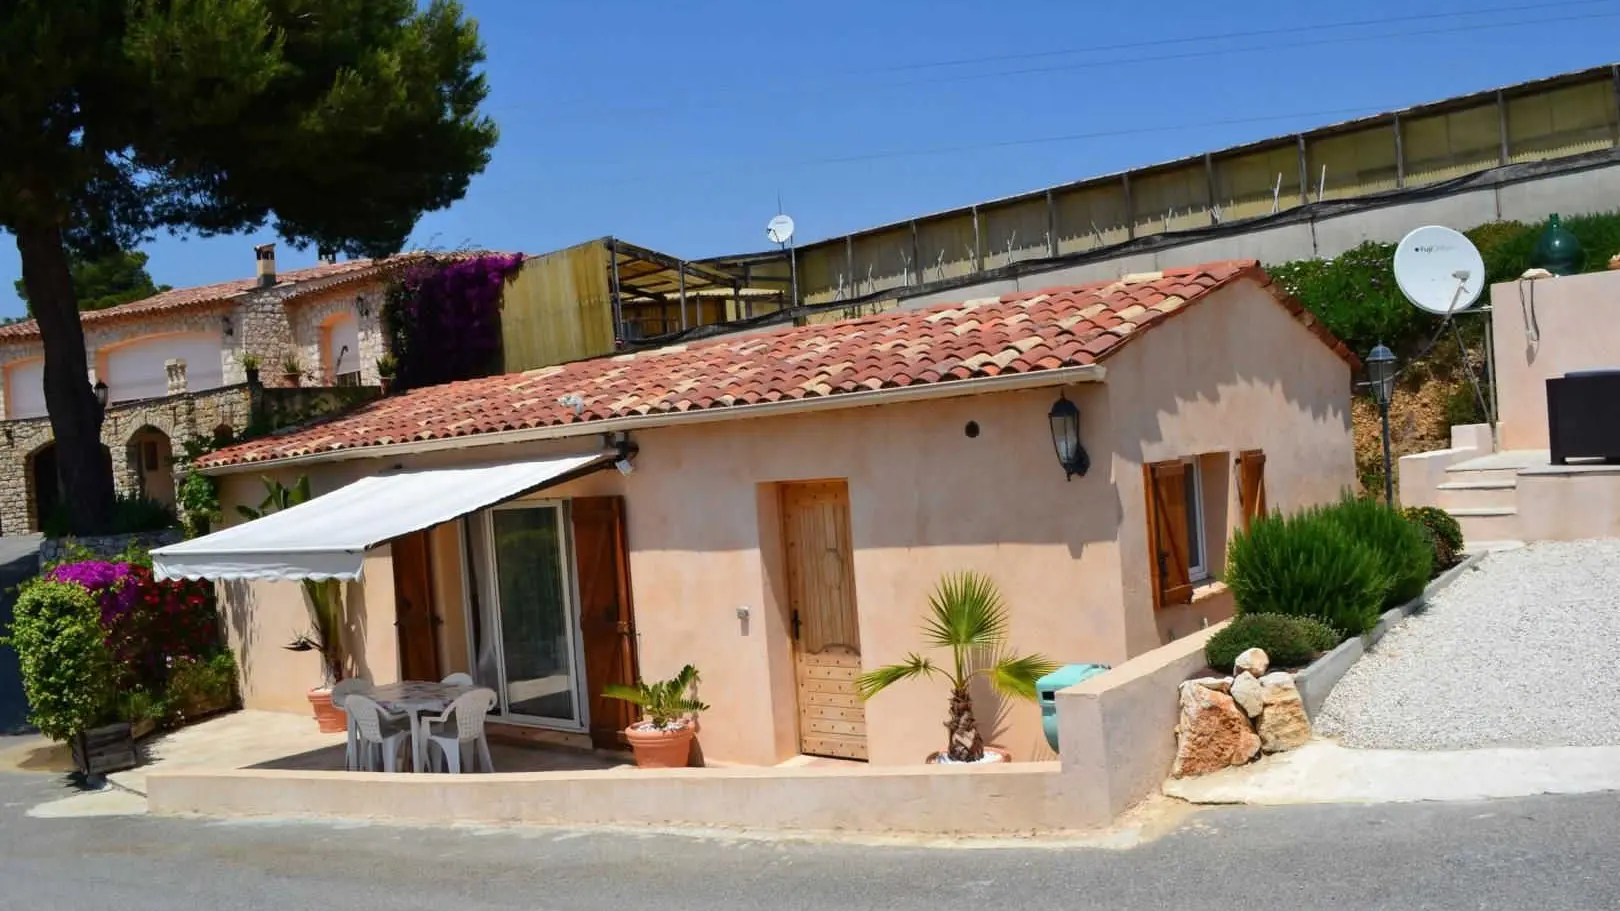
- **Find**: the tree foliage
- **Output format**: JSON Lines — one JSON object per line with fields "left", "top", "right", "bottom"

{"left": 13, "top": 249, "right": 170, "bottom": 314}
{"left": 0, "top": 0, "right": 500, "bottom": 534}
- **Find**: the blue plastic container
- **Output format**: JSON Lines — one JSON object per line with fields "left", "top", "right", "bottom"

{"left": 1036, "top": 663, "right": 1111, "bottom": 751}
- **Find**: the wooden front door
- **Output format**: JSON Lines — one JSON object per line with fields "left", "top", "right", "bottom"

{"left": 392, "top": 529, "right": 440, "bottom": 681}
{"left": 781, "top": 480, "right": 868, "bottom": 761}
{"left": 572, "top": 496, "right": 640, "bottom": 750}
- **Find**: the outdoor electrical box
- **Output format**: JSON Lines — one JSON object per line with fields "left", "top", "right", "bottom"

{"left": 1036, "top": 663, "right": 1111, "bottom": 752}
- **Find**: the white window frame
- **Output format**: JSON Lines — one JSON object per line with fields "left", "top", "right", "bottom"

{"left": 469, "top": 499, "right": 590, "bottom": 733}
{"left": 1182, "top": 457, "right": 1209, "bottom": 582}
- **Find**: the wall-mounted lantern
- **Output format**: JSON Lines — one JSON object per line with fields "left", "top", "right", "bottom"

{"left": 1048, "top": 394, "right": 1090, "bottom": 480}
{"left": 221, "top": 314, "right": 234, "bottom": 338}
{"left": 93, "top": 380, "right": 109, "bottom": 428}
{"left": 356, "top": 295, "right": 371, "bottom": 319}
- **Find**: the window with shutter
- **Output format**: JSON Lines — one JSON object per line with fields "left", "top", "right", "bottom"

{"left": 1145, "top": 460, "right": 1195, "bottom": 607}
{"left": 1237, "top": 449, "right": 1268, "bottom": 528}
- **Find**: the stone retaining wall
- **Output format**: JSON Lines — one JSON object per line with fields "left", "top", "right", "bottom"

{"left": 39, "top": 529, "right": 183, "bottom": 568}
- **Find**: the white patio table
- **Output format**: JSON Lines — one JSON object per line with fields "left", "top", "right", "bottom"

{"left": 369, "top": 680, "right": 472, "bottom": 773}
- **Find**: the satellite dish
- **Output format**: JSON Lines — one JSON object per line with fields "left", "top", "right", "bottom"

{"left": 1393, "top": 226, "right": 1486, "bottom": 316}
{"left": 766, "top": 214, "right": 795, "bottom": 245}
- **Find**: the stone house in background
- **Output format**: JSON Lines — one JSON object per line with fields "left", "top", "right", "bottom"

{"left": 0, "top": 244, "right": 406, "bottom": 534}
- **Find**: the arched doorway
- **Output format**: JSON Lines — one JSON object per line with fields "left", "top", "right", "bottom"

{"left": 29, "top": 442, "right": 115, "bottom": 533}
{"left": 128, "top": 426, "right": 176, "bottom": 508}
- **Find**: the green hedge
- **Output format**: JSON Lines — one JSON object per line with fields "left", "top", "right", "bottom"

{"left": 1404, "top": 506, "right": 1464, "bottom": 573}
{"left": 1205, "top": 613, "right": 1341, "bottom": 673}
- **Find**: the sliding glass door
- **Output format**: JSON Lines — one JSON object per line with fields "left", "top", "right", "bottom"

{"left": 474, "top": 502, "right": 584, "bottom": 729}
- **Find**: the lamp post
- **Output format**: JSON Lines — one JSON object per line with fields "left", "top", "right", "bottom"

{"left": 1047, "top": 394, "right": 1090, "bottom": 480}
{"left": 1367, "top": 344, "right": 1398, "bottom": 505}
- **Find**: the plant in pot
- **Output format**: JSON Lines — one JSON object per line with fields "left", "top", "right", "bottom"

{"left": 279, "top": 352, "right": 304, "bottom": 388}
{"left": 237, "top": 476, "right": 348, "bottom": 731}
{"left": 238, "top": 352, "right": 262, "bottom": 386}
{"left": 857, "top": 572, "right": 1057, "bottom": 764}
{"left": 603, "top": 665, "right": 709, "bottom": 768}
{"left": 4, "top": 579, "right": 132, "bottom": 779}
{"left": 376, "top": 352, "right": 398, "bottom": 395}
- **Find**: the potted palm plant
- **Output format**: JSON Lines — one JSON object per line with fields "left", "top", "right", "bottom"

{"left": 239, "top": 352, "right": 261, "bottom": 387}
{"left": 237, "top": 476, "right": 347, "bottom": 732}
{"left": 603, "top": 665, "right": 709, "bottom": 768}
{"left": 857, "top": 572, "right": 1057, "bottom": 764}
{"left": 279, "top": 352, "right": 304, "bottom": 388}
{"left": 376, "top": 352, "right": 398, "bottom": 395}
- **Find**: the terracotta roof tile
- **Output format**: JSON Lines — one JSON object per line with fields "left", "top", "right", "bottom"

{"left": 199, "top": 260, "right": 1354, "bottom": 469}
{"left": 0, "top": 251, "right": 497, "bottom": 342}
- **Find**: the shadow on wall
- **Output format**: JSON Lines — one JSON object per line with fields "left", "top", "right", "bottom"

{"left": 342, "top": 579, "right": 372, "bottom": 683}
{"left": 221, "top": 579, "right": 258, "bottom": 696}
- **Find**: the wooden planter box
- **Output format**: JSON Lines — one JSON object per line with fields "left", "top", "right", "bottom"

{"left": 71, "top": 722, "right": 138, "bottom": 777}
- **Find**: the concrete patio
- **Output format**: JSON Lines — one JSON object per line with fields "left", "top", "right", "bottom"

{"left": 106, "top": 710, "right": 630, "bottom": 796}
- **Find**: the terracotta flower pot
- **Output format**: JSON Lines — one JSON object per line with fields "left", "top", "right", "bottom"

{"left": 308, "top": 687, "right": 346, "bottom": 734}
{"left": 925, "top": 746, "right": 1011, "bottom": 765}
{"left": 624, "top": 723, "right": 696, "bottom": 768}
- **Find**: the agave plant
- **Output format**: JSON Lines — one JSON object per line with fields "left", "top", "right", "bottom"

{"left": 857, "top": 572, "right": 1057, "bottom": 763}
{"left": 603, "top": 664, "right": 710, "bottom": 731}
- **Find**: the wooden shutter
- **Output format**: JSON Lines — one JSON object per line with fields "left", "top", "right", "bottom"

{"left": 1237, "top": 449, "right": 1268, "bottom": 528}
{"left": 1145, "top": 460, "right": 1194, "bottom": 608}
{"left": 572, "top": 497, "right": 640, "bottom": 750}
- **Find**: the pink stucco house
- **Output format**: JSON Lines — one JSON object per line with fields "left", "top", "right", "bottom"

{"left": 154, "top": 260, "right": 1356, "bottom": 767}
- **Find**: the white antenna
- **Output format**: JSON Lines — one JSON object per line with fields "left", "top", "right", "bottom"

{"left": 766, "top": 213, "right": 799, "bottom": 317}
{"left": 1393, "top": 226, "right": 1485, "bottom": 316}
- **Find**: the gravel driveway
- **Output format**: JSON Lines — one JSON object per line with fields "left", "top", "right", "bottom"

{"left": 1317, "top": 541, "right": 1620, "bottom": 750}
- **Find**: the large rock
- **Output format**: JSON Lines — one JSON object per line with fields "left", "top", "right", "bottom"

{"left": 1256, "top": 672, "right": 1312, "bottom": 753}
{"left": 1233, "top": 647, "right": 1269, "bottom": 677}
{"left": 1188, "top": 676, "right": 1232, "bottom": 693}
{"left": 1172, "top": 682, "right": 1261, "bottom": 777}
{"left": 1229, "top": 671, "right": 1264, "bottom": 718}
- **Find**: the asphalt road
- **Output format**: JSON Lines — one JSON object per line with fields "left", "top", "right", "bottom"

{"left": 0, "top": 771, "right": 1617, "bottom": 910}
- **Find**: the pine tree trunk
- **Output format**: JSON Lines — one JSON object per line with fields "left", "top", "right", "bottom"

{"left": 946, "top": 684, "right": 984, "bottom": 762}
{"left": 14, "top": 222, "right": 115, "bottom": 534}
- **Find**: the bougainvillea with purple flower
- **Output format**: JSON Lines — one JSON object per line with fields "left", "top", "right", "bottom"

{"left": 383, "top": 252, "right": 524, "bottom": 391}
{"left": 45, "top": 560, "right": 223, "bottom": 692}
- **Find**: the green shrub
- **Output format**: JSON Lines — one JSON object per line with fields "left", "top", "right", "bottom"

{"left": 1205, "top": 613, "right": 1342, "bottom": 672}
{"left": 3, "top": 580, "right": 114, "bottom": 741}
{"left": 1225, "top": 508, "right": 1390, "bottom": 635}
{"left": 109, "top": 492, "right": 178, "bottom": 535}
{"left": 163, "top": 652, "right": 239, "bottom": 726}
{"left": 1319, "top": 495, "right": 1432, "bottom": 607}
{"left": 1404, "top": 506, "right": 1463, "bottom": 573}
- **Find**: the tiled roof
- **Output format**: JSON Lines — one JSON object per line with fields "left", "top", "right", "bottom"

{"left": 0, "top": 254, "right": 428, "bottom": 342}
{"left": 200, "top": 260, "right": 1355, "bottom": 469}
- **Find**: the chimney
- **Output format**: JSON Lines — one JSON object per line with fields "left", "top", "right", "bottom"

{"left": 254, "top": 243, "right": 277, "bottom": 288}
{"left": 317, "top": 246, "right": 338, "bottom": 265}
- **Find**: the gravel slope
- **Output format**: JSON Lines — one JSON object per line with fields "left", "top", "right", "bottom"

{"left": 1317, "top": 541, "right": 1620, "bottom": 750}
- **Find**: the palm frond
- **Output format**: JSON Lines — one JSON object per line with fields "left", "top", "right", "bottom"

{"left": 982, "top": 652, "right": 1060, "bottom": 701}
{"left": 920, "top": 571, "right": 1009, "bottom": 650}
{"left": 856, "top": 654, "right": 941, "bottom": 700}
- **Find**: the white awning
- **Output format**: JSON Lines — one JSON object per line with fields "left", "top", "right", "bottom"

{"left": 151, "top": 453, "right": 609, "bottom": 582}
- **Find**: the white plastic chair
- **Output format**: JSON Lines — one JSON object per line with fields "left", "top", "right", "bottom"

{"left": 329, "top": 678, "right": 374, "bottom": 771}
{"left": 344, "top": 693, "right": 413, "bottom": 773}
{"left": 418, "top": 688, "right": 497, "bottom": 774}
{"left": 439, "top": 672, "right": 474, "bottom": 687}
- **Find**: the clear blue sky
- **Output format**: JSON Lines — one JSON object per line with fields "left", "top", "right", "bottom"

{"left": 3, "top": 0, "right": 1616, "bottom": 318}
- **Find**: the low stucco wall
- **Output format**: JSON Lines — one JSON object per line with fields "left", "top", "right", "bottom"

{"left": 1054, "top": 622, "right": 1225, "bottom": 825}
{"left": 148, "top": 620, "right": 1224, "bottom": 834}
{"left": 147, "top": 762, "right": 1072, "bottom": 835}
{"left": 1492, "top": 271, "right": 1620, "bottom": 450}
{"left": 1516, "top": 467, "right": 1620, "bottom": 540}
